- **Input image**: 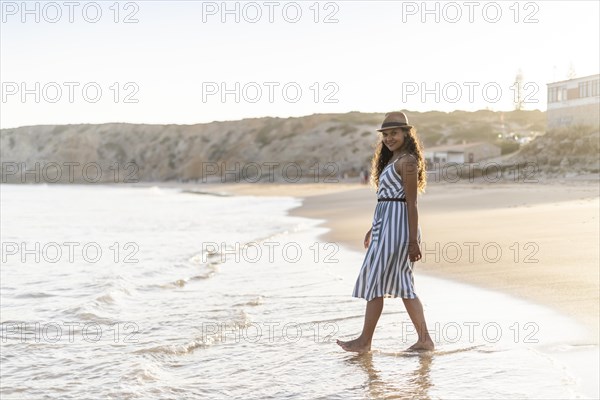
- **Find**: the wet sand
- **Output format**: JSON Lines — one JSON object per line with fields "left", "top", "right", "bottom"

{"left": 197, "top": 180, "right": 600, "bottom": 343}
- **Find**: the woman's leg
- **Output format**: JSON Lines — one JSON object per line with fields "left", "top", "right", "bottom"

{"left": 337, "top": 296, "right": 384, "bottom": 352}
{"left": 402, "top": 297, "right": 434, "bottom": 350}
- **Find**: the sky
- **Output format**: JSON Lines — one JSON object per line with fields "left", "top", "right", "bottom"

{"left": 1, "top": 0, "right": 599, "bottom": 129}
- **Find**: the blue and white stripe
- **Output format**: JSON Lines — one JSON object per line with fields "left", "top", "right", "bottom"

{"left": 352, "top": 161, "right": 421, "bottom": 301}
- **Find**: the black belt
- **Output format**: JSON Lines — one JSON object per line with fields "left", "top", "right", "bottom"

{"left": 378, "top": 198, "right": 406, "bottom": 202}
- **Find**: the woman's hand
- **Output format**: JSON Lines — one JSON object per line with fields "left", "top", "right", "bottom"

{"left": 408, "top": 240, "right": 422, "bottom": 262}
{"left": 364, "top": 228, "right": 372, "bottom": 249}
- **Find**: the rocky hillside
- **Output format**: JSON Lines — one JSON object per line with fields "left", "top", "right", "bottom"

{"left": 506, "top": 125, "right": 600, "bottom": 179}
{"left": 0, "top": 110, "right": 557, "bottom": 184}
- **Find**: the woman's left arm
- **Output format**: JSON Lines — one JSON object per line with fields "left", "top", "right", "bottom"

{"left": 396, "top": 156, "right": 419, "bottom": 243}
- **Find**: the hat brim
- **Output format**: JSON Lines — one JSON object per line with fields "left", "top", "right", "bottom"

{"left": 377, "top": 125, "right": 413, "bottom": 132}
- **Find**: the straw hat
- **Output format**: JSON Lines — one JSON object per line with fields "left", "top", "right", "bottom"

{"left": 376, "top": 111, "right": 413, "bottom": 131}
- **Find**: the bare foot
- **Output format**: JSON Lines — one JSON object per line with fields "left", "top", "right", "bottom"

{"left": 407, "top": 339, "right": 435, "bottom": 352}
{"left": 336, "top": 337, "right": 371, "bottom": 353}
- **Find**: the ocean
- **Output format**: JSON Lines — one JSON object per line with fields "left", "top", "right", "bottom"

{"left": 0, "top": 184, "right": 596, "bottom": 399}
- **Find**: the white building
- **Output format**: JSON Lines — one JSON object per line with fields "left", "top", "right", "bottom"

{"left": 547, "top": 74, "right": 600, "bottom": 129}
{"left": 424, "top": 142, "right": 501, "bottom": 167}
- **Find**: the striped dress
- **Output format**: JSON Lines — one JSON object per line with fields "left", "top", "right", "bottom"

{"left": 352, "top": 158, "right": 422, "bottom": 301}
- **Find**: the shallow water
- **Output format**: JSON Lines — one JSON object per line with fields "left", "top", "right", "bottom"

{"left": 1, "top": 185, "right": 597, "bottom": 399}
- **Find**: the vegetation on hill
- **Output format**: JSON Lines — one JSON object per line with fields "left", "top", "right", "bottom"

{"left": 507, "top": 125, "right": 600, "bottom": 177}
{"left": 3, "top": 110, "right": 591, "bottom": 184}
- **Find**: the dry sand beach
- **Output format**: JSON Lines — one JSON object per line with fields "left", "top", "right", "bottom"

{"left": 198, "top": 179, "right": 600, "bottom": 343}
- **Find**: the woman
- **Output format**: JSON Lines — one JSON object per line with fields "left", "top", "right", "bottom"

{"left": 336, "top": 111, "right": 434, "bottom": 353}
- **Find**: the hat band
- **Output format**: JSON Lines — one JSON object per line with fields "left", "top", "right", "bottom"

{"left": 381, "top": 122, "right": 409, "bottom": 129}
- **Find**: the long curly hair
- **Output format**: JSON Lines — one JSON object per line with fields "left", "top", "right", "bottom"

{"left": 370, "top": 127, "right": 427, "bottom": 193}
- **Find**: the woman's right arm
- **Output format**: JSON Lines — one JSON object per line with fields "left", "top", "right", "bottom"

{"left": 364, "top": 227, "right": 372, "bottom": 249}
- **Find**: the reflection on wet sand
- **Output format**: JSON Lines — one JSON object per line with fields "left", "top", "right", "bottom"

{"left": 345, "top": 351, "right": 433, "bottom": 400}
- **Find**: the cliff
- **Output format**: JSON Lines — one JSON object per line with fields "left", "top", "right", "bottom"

{"left": 1, "top": 110, "right": 571, "bottom": 184}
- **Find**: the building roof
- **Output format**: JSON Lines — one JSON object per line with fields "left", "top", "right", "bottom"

{"left": 424, "top": 141, "right": 496, "bottom": 153}
{"left": 546, "top": 73, "right": 599, "bottom": 86}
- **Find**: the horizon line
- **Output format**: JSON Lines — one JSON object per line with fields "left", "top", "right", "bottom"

{"left": 0, "top": 108, "right": 546, "bottom": 130}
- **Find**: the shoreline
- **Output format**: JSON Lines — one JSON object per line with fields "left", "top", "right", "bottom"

{"left": 175, "top": 179, "right": 599, "bottom": 398}
{"left": 4, "top": 182, "right": 598, "bottom": 399}
{"left": 178, "top": 180, "right": 600, "bottom": 346}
